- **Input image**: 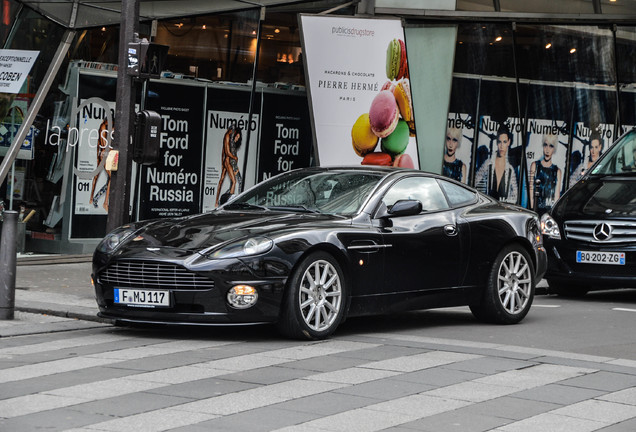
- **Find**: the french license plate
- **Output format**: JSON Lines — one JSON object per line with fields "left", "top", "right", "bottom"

{"left": 114, "top": 288, "right": 170, "bottom": 307}
{"left": 576, "top": 251, "right": 625, "bottom": 265}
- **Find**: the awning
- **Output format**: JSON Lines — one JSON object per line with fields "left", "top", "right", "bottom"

{"left": 17, "top": 0, "right": 317, "bottom": 29}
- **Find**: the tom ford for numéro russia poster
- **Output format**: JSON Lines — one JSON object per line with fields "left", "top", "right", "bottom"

{"left": 300, "top": 15, "right": 419, "bottom": 169}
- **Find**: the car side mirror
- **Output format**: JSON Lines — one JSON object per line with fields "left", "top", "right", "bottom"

{"left": 376, "top": 199, "right": 422, "bottom": 220}
{"left": 389, "top": 199, "right": 423, "bottom": 217}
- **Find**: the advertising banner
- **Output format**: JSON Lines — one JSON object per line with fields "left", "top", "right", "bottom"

{"left": 138, "top": 81, "right": 205, "bottom": 219}
{"left": 569, "top": 122, "right": 614, "bottom": 186}
{"left": 70, "top": 71, "right": 118, "bottom": 239}
{"left": 202, "top": 87, "right": 260, "bottom": 213}
{"left": 300, "top": 15, "right": 419, "bottom": 169}
{"left": 0, "top": 49, "right": 39, "bottom": 94}
{"left": 443, "top": 113, "right": 474, "bottom": 184}
{"left": 525, "top": 119, "right": 568, "bottom": 213}
{"left": 257, "top": 92, "right": 312, "bottom": 182}
{"left": 474, "top": 115, "right": 523, "bottom": 204}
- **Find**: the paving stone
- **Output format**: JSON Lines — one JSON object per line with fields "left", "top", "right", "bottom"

{"left": 147, "top": 377, "right": 259, "bottom": 399}
{"left": 599, "top": 386, "right": 636, "bottom": 405}
{"left": 442, "top": 356, "right": 535, "bottom": 375}
{"left": 492, "top": 412, "right": 606, "bottom": 432}
{"left": 273, "top": 392, "right": 379, "bottom": 416}
{"left": 215, "top": 364, "right": 311, "bottom": 385}
{"left": 561, "top": 371, "right": 636, "bottom": 392}
{"left": 334, "top": 377, "right": 432, "bottom": 400}
{"left": 393, "top": 367, "right": 483, "bottom": 387}
{"left": 460, "top": 395, "right": 559, "bottom": 420}
{"left": 0, "top": 408, "right": 112, "bottom": 432}
{"left": 69, "top": 391, "right": 194, "bottom": 417}
{"left": 398, "top": 410, "right": 510, "bottom": 432}
{"left": 193, "top": 406, "right": 322, "bottom": 432}
{"left": 513, "top": 383, "right": 605, "bottom": 405}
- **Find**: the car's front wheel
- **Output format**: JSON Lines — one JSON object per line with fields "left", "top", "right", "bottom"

{"left": 277, "top": 251, "right": 347, "bottom": 340}
{"left": 470, "top": 245, "right": 535, "bottom": 324}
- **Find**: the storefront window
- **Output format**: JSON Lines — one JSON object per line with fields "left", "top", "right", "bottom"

{"left": 447, "top": 23, "right": 524, "bottom": 206}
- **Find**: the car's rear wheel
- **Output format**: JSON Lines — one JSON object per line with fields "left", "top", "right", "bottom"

{"left": 470, "top": 245, "right": 535, "bottom": 324}
{"left": 277, "top": 251, "right": 346, "bottom": 340}
{"left": 547, "top": 280, "right": 589, "bottom": 297}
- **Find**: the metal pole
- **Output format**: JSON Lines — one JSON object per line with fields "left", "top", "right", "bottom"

{"left": 0, "top": 210, "right": 17, "bottom": 320}
{"left": 0, "top": 29, "right": 76, "bottom": 187}
{"left": 107, "top": 0, "right": 139, "bottom": 232}
{"left": 241, "top": 6, "right": 265, "bottom": 191}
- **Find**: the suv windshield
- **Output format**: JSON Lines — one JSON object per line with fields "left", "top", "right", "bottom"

{"left": 226, "top": 170, "right": 385, "bottom": 216}
{"left": 590, "top": 129, "right": 636, "bottom": 176}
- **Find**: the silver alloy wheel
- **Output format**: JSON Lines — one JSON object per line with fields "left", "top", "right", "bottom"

{"left": 298, "top": 259, "right": 343, "bottom": 332}
{"left": 497, "top": 251, "right": 532, "bottom": 314}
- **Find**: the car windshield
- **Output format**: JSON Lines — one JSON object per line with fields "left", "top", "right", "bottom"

{"left": 590, "top": 129, "right": 636, "bottom": 176}
{"left": 226, "top": 170, "right": 385, "bottom": 216}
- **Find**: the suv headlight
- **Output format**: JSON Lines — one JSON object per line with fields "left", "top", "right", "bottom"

{"left": 540, "top": 213, "right": 561, "bottom": 240}
{"left": 204, "top": 236, "right": 274, "bottom": 259}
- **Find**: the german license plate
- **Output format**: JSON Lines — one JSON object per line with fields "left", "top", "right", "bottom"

{"left": 576, "top": 251, "right": 625, "bottom": 265}
{"left": 114, "top": 288, "right": 170, "bottom": 307}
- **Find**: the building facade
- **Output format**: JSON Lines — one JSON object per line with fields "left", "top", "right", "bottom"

{"left": 1, "top": 0, "right": 635, "bottom": 253}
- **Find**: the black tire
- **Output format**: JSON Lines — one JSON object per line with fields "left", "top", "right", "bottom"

{"left": 470, "top": 244, "right": 535, "bottom": 324}
{"left": 277, "top": 251, "right": 347, "bottom": 340}
{"left": 547, "top": 280, "right": 589, "bottom": 297}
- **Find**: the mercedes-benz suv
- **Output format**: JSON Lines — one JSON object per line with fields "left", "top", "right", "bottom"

{"left": 540, "top": 128, "right": 636, "bottom": 296}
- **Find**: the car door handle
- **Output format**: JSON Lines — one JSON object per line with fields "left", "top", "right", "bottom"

{"left": 444, "top": 225, "right": 458, "bottom": 236}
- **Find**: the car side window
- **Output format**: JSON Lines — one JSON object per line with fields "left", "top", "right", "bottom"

{"left": 438, "top": 179, "right": 477, "bottom": 207}
{"left": 382, "top": 177, "right": 449, "bottom": 211}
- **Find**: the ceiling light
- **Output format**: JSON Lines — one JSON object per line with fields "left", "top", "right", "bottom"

{"left": 274, "top": 28, "right": 280, "bottom": 33}
{"left": 570, "top": 48, "right": 577, "bottom": 54}
{"left": 495, "top": 36, "right": 502, "bottom": 42}
{"left": 545, "top": 42, "right": 552, "bottom": 49}
{"left": 202, "top": 24, "right": 206, "bottom": 30}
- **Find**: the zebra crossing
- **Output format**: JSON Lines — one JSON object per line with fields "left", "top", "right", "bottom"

{"left": 2, "top": 326, "right": 636, "bottom": 431}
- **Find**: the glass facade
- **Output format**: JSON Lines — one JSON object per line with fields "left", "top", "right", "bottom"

{"left": 2, "top": 0, "right": 636, "bottom": 253}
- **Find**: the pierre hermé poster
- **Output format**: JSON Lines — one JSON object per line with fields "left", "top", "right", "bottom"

{"left": 300, "top": 15, "right": 419, "bottom": 169}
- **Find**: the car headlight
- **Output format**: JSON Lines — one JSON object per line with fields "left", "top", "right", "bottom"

{"left": 205, "top": 237, "right": 274, "bottom": 259}
{"left": 96, "top": 225, "right": 137, "bottom": 254}
{"left": 540, "top": 213, "right": 561, "bottom": 240}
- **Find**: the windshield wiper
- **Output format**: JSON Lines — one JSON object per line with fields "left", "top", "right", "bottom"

{"left": 268, "top": 205, "right": 322, "bottom": 214}
{"left": 223, "top": 202, "right": 269, "bottom": 211}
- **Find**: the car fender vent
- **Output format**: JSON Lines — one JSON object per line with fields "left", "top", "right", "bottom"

{"left": 99, "top": 261, "right": 215, "bottom": 290}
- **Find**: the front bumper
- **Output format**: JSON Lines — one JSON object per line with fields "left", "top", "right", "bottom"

{"left": 544, "top": 238, "right": 636, "bottom": 288}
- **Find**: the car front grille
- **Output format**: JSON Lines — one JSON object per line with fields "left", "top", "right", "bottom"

{"left": 99, "top": 261, "right": 215, "bottom": 290}
{"left": 564, "top": 220, "right": 636, "bottom": 244}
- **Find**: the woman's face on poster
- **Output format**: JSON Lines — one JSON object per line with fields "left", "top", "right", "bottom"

{"left": 542, "top": 138, "right": 556, "bottom": 160}
{"left": 497, "top": 133, "right": 510, "bottom": 157}
{"left": 445, "top": 128, "right": 461, "bottom": 156}
{"left": 590, "top": 139, "right": 602, "bottom": 160}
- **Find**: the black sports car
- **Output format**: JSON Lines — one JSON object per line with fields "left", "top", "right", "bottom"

{"left": 541, "top": 129, "right": 636, "bottom": 296}
{"left": 92, "top": 166, "right": 546, "bottom": 339}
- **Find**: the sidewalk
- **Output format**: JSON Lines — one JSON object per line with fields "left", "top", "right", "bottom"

{"left": 1, "top": 254, "right": 111, "bottom": 337}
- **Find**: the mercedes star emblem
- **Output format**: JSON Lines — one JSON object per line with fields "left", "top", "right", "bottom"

{"left": 593, "top": 223, "right": 612, "bottom": 241}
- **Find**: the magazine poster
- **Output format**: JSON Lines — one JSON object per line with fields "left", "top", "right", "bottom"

{"left": 202, "top": 109, "right": 259, "bottom": 212}
{"left": 474, "top": 115, "right": 523, "bottom": 204}
{"left": 300, "top": 15, "right": 419, "bottom": 168}
{"left": 138, "top": 81, "right": 205, "bottom": 220}
{"left": 525, "top": 119, "right": 568, "bottom": 213}
{"left": 257, "top": 92, "right": 312, "bottom": 182}
{"left": 443, "top": 113, "right": 474, "bottom": 184}
{"left": 72, "top": 97, "right": 116, "bottom": 216}
{"left": 569, "top": 122, "right": 614, "bottom": 187}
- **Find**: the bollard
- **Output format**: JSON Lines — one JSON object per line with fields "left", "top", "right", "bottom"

{"left": 0, "top": 210, "right": 17, "bottom": 320}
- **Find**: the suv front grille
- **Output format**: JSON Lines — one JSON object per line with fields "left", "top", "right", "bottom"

{"left": 99, "top": 261, "right": 215, "bottom": 290}
{"left": 564, "top": 220, "right": 636, "bottom": 244}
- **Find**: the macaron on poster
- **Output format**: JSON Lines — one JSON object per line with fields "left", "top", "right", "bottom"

{"left": 300, "top": 15, "right": 418, "bottom": 168}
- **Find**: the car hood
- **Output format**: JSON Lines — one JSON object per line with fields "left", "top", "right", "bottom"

{"left": 553, "top": 176, "right": 636, "bottom": 220}
{"left": 120, "top": 210, "right": 349, "bottom": 253}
